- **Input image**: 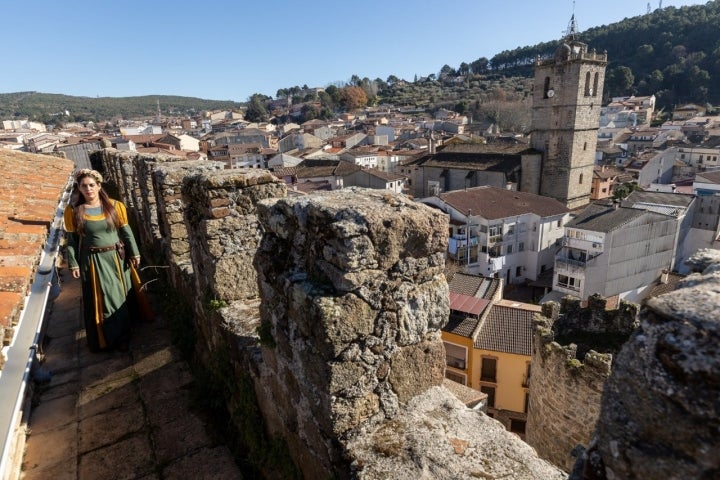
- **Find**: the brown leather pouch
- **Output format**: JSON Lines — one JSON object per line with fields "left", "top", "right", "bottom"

{"left": 116, "top": 241, "right": 126, "bottom": 261}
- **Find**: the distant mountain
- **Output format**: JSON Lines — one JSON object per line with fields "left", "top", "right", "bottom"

{"left": 0, "top": 92, "right": 244, "bottom": 125}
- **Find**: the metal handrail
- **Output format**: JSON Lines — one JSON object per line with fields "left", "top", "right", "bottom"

{"left": 0, "top": 179, "right": 72, "bottom": 479}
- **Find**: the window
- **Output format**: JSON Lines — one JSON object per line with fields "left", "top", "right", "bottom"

{"left": 481, "top": 385, "right": 496, "bottom": 408}
{"left": 579, "top": 173, "right": 584, "bottom": 184}
{"left": 510, "top": 419, "right": 527, "bottom": 435}
{"left": 583, "top": 141, "right": 588, "bottom": 151}
{"left": 516, "top": 266, "right": 522, "bottom": 277}
{"left": 584, "top": 72, "right": 591, "bottom": 96}
{"left": 558, "top": 274, "right": 581, "bottom": 291}
{"left": 556, "top": 220, "right": 562, "bottom": 228}
{"left": 507, "top": 244, "right": 513, "bottom": 254}
{"left": 593, "top": 73, "right": 599, "bottom": 97}
{"left": 481, "top": 357, "right": 497, "bottom": 382}
{"left": 543, "top": 77, "right": 551, "bottom": 98}
{"left": 488, "top": 225, "right": 501, "bottom": 237}
{"left": 519, "top": 242, "right": 524, "bottom": 251}
{"left": 444, "top": 342, "right": 467, "bottom": 370}
{"left": 506, "top": 224, "right": 515, "bottom": 235}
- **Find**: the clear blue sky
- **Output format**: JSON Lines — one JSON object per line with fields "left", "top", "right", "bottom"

{"left": 0, "top": 0, "right": 709, "bottom": 102}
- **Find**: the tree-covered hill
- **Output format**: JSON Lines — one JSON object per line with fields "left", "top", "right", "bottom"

{"left": 487, "top": 0, "right": 720, "bottom": 107}
{"left": 0, "top": 92, "right": 244, "bottom": 125}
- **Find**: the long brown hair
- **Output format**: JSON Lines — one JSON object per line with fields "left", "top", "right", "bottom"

{"left": 72, "top": 172, "right": 121, "bottom": 235}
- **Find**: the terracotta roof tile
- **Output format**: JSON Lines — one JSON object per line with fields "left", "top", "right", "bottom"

{"left": 474, "top": 303, "right": 537, "bottom": 356}
{"left": 438, "top": 186, "right": 569, "bottom": 220}
{"left": 0, "top": 150, "right": 74, "bottom": 332}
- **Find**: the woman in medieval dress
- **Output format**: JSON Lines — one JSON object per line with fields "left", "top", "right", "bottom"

{"left": 63, "top": 169, "right": 143, "bottom": 352}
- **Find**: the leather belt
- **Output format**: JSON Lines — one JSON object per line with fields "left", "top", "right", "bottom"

{"left": 87, "top": 245, "right": 117, "bottom": 253}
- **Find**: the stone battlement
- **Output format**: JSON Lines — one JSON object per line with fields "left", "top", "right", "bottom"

{"left": 94, "top": 149, "right": 565, "bottom": 479}
{"left": 92, "top": 148, "right": 720, "bottom": 478}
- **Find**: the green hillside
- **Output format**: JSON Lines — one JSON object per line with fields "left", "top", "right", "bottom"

{"left": 0, "top": 92, "right": 244, "bottom": 124}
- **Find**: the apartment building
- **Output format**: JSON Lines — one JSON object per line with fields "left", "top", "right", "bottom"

{"left": 550, "top": 191, "right": 694, "bottom": 303}
{"left": 421, "top": 186, "right": 569, "bottom": 284}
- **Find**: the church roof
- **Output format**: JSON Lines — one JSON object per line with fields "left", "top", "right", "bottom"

{"left": 404, "top": 143, "right": 539, "bottom": 173}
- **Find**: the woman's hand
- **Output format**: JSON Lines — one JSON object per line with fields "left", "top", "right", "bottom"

{"left": 131, "top": 256, "right": 141, "bottom": 269}
{"left": 71, "top": 268, "right": 80, "bottom": 279}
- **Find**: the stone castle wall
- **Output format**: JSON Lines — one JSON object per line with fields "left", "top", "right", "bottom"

{"left": 94, "top": 149, "right": 565, "bottom": 479}
{"left": 572, "top": 250, "right": 720, "bottom": 479}
{"left": 526, "top": 295, "right": 637, "bottom": 472}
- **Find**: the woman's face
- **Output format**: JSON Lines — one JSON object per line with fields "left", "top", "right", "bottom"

{"left": 78, "top": 177, "right": 101, "bottom": 204}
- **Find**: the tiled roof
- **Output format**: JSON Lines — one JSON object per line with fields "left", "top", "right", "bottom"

{"left": 438, "top": 186, "right": 569, "bottom": 220}
{"left": 122, "top": 134, "right": 164, "bottom": 144}
{"left": 644, "top": 272, "right": 686, "bottom": 301}
{"left": 0, "top": 150, "right": 74, "bottom": 330}
{"left": 444, "top": 312, "right": 482, "bottom": 338}
{"left": 567, "top": 203, "right": 652, "bottom": 232}
{"left": 295, "top": 159, "right": 361, "bottom": 179}
{"left": 448, "top": 272, "right": 500, "bottom": 299}
{"left": 363, "top": 169, "right": 406, "bottom": 181}
{"left": 474, "top": 303, "right": 538, "bottom": 356}
{"left": 623, "top": 190, "right": 695, "bottom": 208}
{"left": 442, "top": 378, "right": 487, "bottom": 408}
{"left": 696, "top": 170, "right": 720, "bottom": 184}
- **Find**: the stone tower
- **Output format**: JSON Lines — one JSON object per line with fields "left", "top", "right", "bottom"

{"left": 531, "top": 16, "right": 607, "bottom": 209}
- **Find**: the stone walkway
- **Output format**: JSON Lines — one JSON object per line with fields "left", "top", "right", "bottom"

{"left": 19, "top": 265, "right": 243, "bottom": 480}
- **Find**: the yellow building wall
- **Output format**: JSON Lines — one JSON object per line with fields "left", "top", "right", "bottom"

{"left": 441, "top": 332, "right": 475, "bottom": 387}
{"left": 473, "top": 349, "right": 530, "bottom": 414}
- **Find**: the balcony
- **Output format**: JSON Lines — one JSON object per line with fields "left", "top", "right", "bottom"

{"left": 556, "top": 257, "right": 586, "bottom": 268}
{"left": 488, "top": 234, "right": 503, "bottom": 244}
{"left": 446, "top": 356, "right": 466, "bottom": 370}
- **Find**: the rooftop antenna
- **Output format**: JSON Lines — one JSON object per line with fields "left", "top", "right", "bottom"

{"left": 563, "top": 1, "right": 579, "bottom": 40}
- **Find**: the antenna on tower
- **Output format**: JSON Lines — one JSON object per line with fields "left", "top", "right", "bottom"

{"left": 564, "top": 11, "right": 579, "bottom": 40}
{"left": 647, "top": 2, "right": 651, "bottom": 14}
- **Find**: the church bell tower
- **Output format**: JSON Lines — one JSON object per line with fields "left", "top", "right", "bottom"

{"left": 531, "top": 15, "right": 608, "bottom": 209}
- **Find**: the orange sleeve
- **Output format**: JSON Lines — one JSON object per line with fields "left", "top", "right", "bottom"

{"left": 63, "top": 205, "right": 75, "bottom": 232}
{"left": 115, "top": 201, "right": 129, "bottom": 226}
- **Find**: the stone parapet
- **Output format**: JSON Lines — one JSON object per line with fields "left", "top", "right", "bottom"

{"left": 92, "top": 151, "right": 566, "bottom": 479}
{"left": 183, "top": 169, "right": 286, "bottom": 303}
{"left": 572, "top": 249, "right": 720, "bottom": 479}
{"left": 253, "top": 188, "right": 450, "bottom": 476}
{"left": 527, "top": 296, "right": 635, "bottom": 472}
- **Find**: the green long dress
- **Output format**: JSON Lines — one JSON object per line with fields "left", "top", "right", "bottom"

{"left": 63, "top": 200, "right": 141, "bottom": 352}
